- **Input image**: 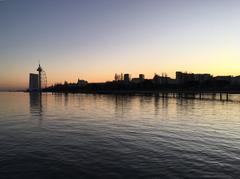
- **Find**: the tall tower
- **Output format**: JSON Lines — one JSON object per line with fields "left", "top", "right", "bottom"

{"left": 37, "top": 64, "right": 43, "bottom": 91}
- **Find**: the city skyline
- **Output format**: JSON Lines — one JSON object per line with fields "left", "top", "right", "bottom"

{"left": 1, "top": 0, "right": 240, "bottom": 90}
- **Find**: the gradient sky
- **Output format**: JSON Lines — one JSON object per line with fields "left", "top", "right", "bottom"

{"left": 1, "top": 0, "right": 240, "bottom": 90}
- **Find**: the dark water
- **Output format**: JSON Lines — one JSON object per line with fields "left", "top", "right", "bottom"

{"left": 0, "top": 92, "right": 239, "bottom": 179}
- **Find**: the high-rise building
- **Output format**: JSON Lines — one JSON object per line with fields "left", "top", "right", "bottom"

{"left": 28, "top": 64, "right": 47, "bottom": 92}
{"left": 29, "top": 73, "right": 39, "bottom": 92}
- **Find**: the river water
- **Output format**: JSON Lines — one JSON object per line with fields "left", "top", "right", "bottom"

{"left": 0, "top": 92, "right": 239, "bottom": 178}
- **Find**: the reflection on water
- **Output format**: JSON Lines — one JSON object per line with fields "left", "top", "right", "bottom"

{"left": 29, "top": 93, "right": 48, "bottom": 121}
{"left": 29, "top": 93, "right": 42, "bottom": 116}
{"left": 0, "top": 92, "right": 240, "bottom": 178}
{"left": 114, "top": 95, "right": 134, "bottom": 118}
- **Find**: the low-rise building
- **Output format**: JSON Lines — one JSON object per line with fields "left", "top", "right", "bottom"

{"left": 194, "top": 74, "right": 212, "bottom": 82}
{"left": 153, "top": 74, "right": 177, "bottom": 85}
{"left": 231, "top": 76, "right": 240, "bottom": 85}
{"left": 214, "top": 76, "right": 232, "bottom": 82}
{"left": 131, "top": 78, "right": 141, "bottom": 84}
{"left": 77, "top": 79, "right": 88, "bottom": 87}
{"left": 124, "top": 74, "right": 131, "bottom": 82}
{"left": 176, "top": 71, "right": 194, "bottom": 84}
{"left": 131, "top": 74, "right": 145, "bottom": 84}
{"left": 139, "top": 74, "right": 145, "bottom": 81}
{"left": 176, "top": 71, "right": 212, "bottom": 84}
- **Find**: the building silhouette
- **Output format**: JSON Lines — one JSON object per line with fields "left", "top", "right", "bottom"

{"left": 176, "top": 71, "right": 212, "bottom": 84}
{"left": 131, "top": 74, "right": 145, "bottom": 84}
{"left": 28, "top": 64, "right": 47, "bottom": 92}
{"left": 29, "top": 73, "right": 39, "bottom": 92}
{"left": 77, "top": 78, "right": 88, "bottom": 87}
{"left": 139, "top": 74, "right": 145, "bottom": 81}
{"left": 124, "top": 74, "right": 131, "bottom": 82}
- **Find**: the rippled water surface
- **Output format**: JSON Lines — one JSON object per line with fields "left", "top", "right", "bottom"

{"left": 0, "top": 92, "right": 239, "bottom": 178}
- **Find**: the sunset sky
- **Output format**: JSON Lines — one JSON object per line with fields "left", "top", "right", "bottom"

{"left": 1, "top": 0, "right": 240, "bottom": 90}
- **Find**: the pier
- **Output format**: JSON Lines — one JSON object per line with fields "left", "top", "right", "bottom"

{"left": 93, "top": 90, "right": 239, "bottom": 102}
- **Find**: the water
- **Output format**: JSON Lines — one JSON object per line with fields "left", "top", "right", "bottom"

{"left": 0, "top": 92, "right": 239, "bottom": 178}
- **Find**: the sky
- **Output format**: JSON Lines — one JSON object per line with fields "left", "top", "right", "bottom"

{"left": 1, "top": 0, "right": 240, "bottom": 90}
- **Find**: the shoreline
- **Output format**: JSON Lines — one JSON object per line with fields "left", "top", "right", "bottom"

{"left": 41, "top": 89, "right": 240, "bottom": 95}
